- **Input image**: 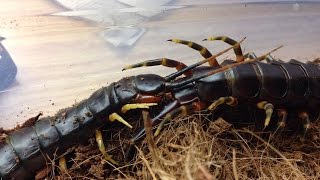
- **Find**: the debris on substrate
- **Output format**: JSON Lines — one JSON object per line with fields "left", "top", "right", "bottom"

{"left": 46, "top": 112, "right": 320, "bottom": 179}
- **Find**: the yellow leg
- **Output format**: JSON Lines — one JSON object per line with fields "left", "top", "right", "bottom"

{"left": 108, "top": 112, "right": 133, "bottom": 128}
{"left": 257, "top": 101, "right": 274, "bottom": 128}
{"left": 109, "top": 103, "right": 158, "bottom": 128}
{"left": 208, "top": 96, "right": 238, "bottom": 111}
{"left": 59, "top": 156, "right": 67, "bottom": 172}
{"left": 121, "top": 103, "right": 157, "bottom": 113}
{"left": 95, "top": 130, "right": 119, "bottom": 165}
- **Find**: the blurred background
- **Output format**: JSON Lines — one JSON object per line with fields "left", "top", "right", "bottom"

{"left": 0, "top": 0, "right": 319, "bottom": 128}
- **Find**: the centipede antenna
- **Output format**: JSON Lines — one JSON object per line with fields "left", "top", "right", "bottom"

{"left": 167, "top": 39, "right": 213, "bottom": 59}
{"left": 165, "top": 37, "right": 246, "bottom": 82}
{"left": 166, "top": 45, "right": 283, "bottom": 89}
{"left": 203, "top": 36, "right": 245, "bottom": 62}
{"left": 167, "top": 38, "right": 220, "bottom": 67}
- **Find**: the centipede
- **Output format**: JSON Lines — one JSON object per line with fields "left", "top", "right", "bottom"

{"left": 0, "top": 36, "right": 319, "bottom": 179}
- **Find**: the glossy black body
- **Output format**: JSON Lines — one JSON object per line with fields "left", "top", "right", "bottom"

{"left": 195, "top": 59, "right": 320, "bottom": 111}
{"left": 1, "top": 57, "right": 319, "bottom": 179}
{"left": 0, "top": 74, "right": 166, "bottom": 179}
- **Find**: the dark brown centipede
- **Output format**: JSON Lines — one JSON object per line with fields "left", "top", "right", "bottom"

{"left": 1, "top": 36, "right": 319, "bottom": 179}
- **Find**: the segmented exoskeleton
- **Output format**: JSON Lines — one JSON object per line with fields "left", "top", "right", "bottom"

{"left": 124, "top": 36, "right": 320, "bottom": 145}
{"left": 0, "top": 40, "right": 249, "bottom": 179}
{"left": 0, "top": 74, "right": 162, "bottom": 179}
{"left": 1, "top": 36, "right": 319, "bottom": 179}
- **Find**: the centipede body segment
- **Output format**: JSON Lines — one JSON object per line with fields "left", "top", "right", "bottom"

{"left": 0, "top": 36, "right": 319, "bottom": 179}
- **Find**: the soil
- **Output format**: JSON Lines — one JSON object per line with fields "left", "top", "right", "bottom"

{"left": 36, "top": 110, "right": 320, "bottom": 179}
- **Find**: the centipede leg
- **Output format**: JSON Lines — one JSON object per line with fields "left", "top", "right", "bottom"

{"left": 165, "top": 37, "right": 246, "bottom": 82}
{"left": 121, "top": 103, "right": 158, "bottom": 113}
{"left": 168, "top": 39, "right": 213, "bottom": 58}
{"left": 168, "top": 38, "right": 219, "bottom": 67}
{"left": 203, "top": 36, "right": 244, "bottom": 62}
{"left": 243, "top": 52, "right": 258, "bottom": 60}
{"left": 95, "top": 130, "right": 118, "bottom": 165}
{"left": 123, "top": 38, "right": 216, "bottom": 74}
{"left": 123, "top": 58, "right": 193, "bottom": 77}
{"left": 244, "top": 52, "right": 276, "bottom": 63}
{"left": 58, "top": 156, "right": 67, "bottom": 173}
{"left": 265, "top": 55, "right": 276, "bottom": 63}
{"left": 106, "top": 103, "right": 159, "bottom": 163}
{"left": 154, "top": 103, "right": 195, "bottom": 136}
{"left": 109, "top": 112, "right": 133, "bottom": 128}
{"left": 108, "top": 103, "right": 159, "bottom": 128}
{"left": 257, "top": 101, "right": 274, "bottom": 128}
{"left": 312, "top": 58, "right": 320, "bottom": 63}
{"left": 208, "top": 96, "right": 238, "bottom": 111}
{"left": 273, "top": 109, "right": 288, "bottom": 135}
{"left": 129, "top": 100, "right": 180, "bottom": 143}
{"left": 298, "top": 112, "right": 311, "bottom": 141}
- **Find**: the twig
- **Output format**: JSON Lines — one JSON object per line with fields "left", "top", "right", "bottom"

{"left": 232, "top": 148, "right": 239, "bottom": 180}
{"left": 242, "top": 129, "right": 304, "bottom": 178}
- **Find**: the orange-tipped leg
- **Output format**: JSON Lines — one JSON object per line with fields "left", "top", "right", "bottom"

{"left": 273, "top": 109, "right": 288, "bottom": 135}
{"left": 154, "top": 104, "right": 193, "bottom": 136}
{"left": 154, "top": 101, "right": 207, "bottom": 136}
{"left": 298, "top": 112, "right": 311, "bottom": 141}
